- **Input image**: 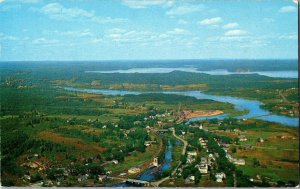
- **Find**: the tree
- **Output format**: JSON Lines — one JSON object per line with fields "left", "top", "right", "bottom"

{"left": 194, "top": 171, "right": 201, "bottom": 184}
{"left": 252, "top": 158, "right": 260, "bottom": 167}
{"left": 180, "top": 155, "right": 187, "bottom": 164}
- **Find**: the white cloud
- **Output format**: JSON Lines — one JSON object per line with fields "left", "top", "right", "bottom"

{"left": 39, "top": 3, "right": 126, "bottom": 23}
{"left": 166, "top": 28, "right": 188, "bottom": 35}
{"left": 279, "top": 6, "right": 297, "bottom": 13}
{"left": 121, "top": 0, "right": 172, "bottom": 9}
{"left": 108, "top": 28, "right": 127, "bottom": 34}
{"left": 32, "top": 38, "right": 59, "bottom": 45}
{"left": 278, "top": 33, "right": 297, "bottom": 40}
{"left": 199, "top": 17, "right": 222, "bottom": 25}
{"left": 224, "top": 29, "right": 248, "bottom": 36}
{"left": 2, "top": 0, "right": 41, "bottom": 3}
{"left": 92, "top": 17, "right": 127, "bottom": 24}
{"left": 223, "top": 22, "right": 239, "bottom": 29}
{"left": 40, "top": 3, "right": 94, "bottom": 21}
{"left": 59, "top": 29, "right": 93, "bottom": 37}
{"left": 166, "top": 4, "right": 204, "bottom": 16}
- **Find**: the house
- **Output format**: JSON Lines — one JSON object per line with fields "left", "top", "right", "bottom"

{"left": 196, "top": 157, "right": 208, "bottom": 174}
{"left": 98, "top": 175, "right": 107, "bottom": 182}
{"left": 232, "top": 158, "right": 245, "bottom": 165}
{"left": 187, "top": 151, "right": 197, "bottom": 156}
{"left": 112, "top": 160, "right": 119, "bottom": 164}
{"left": 188, "top": 175, "right": 195, "bottom": 181}
{"left": 197, "top": 163, "right": 208, "bottom": 174}
{"left": 144, "top": 141, "right": 151, "bottom": 146}
{"left": 78, "top": 174, "right": 89, "bottom": 182}
{"left": 185, "top": 175, "right": 195, "bottom": 184}
{"left": 23, "top": 175, "right": 31, "bottom": 181}
{"left": 199, "top": 138, "right": 207, "bottom": 148}
{"left": 258, "top": 138, "right": 264, "bottom": 143}
{"left": 208, "top": 153, "right": 215, "bottom": 159}
{"left": 238, "top": 135, "right": 248, "bottom": 142}
{"left": 187, "top": 156, "right": 196, "bottom": 164}
{"left": 222, "top": 147, "right": 229, "bottom": 153}
{"left": 153, "top": 157, "right": 159, "bottom": 167}
{"left": 215, "top": 172, "right": 226, "bottom": 182}
{"left": 128, "top": 167, "right": 141, "bottom": 174}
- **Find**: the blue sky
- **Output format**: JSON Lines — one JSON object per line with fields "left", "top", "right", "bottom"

{"left": 0, "top": 0, "right": 298, "bottom": 61}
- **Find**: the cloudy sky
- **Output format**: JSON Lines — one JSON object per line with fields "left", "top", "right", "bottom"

{"left": 0, "top": 0, "right": 298, "bottom": 61}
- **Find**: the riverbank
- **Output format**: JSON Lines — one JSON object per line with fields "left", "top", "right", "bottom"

{"left": 182, "top": 110, "right": 224, "bottom": 119}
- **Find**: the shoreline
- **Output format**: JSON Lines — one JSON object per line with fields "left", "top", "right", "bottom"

{"left": 182, "top": 110, "right": 224, "bottom": 119}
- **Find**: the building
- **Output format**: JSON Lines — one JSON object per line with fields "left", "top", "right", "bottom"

{"left": 98, "top": 175, "right": 107, "bottom": 182}
{"left": 112, "top": 160, "right": 119, "bottom": 164}
{"left": 196, "top": 157, "right": 208, "bottom": 174}
{"left": 187, "top": 151, "right": 197, "bottom": 156}
{"left": 232, "top": 158, "right": 245, "bottom": 165}
{"left": 153, "top": 157, "right": 159, "bottom": 167}
{"left": 215, "top": 172, "right": 226, "bottom": 182}
{"left": 239, "top": 135, "right": 248, "bottom": 141}
{"left": 78, "top": 174, "right": 89, "bottom": 182}
{"left": 128, "top": 167, "right": 141, "bottom": 174}
{"left": 227, "top": 154, "right": 245, "bottom": 165}
{"left": 199, "top": 138, "right": 207, "bottom": 148}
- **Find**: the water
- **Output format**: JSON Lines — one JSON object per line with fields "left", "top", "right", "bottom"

{"left": 63, "top": 87, "right": 299, "bottom": 127}
{"left": 112, "top": 140, "right": 173, "bottom": 187}
{"left": 138, "top": 140, "right": 173, "bottom": 181}
{"left": 86, "top": 68, "right": 298, "bottom": 78}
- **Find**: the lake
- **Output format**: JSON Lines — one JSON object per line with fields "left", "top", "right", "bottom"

{"left": 86, "top": 68, "right": 298, "bottom": 78}
{"left": 63, "top": 87, "right": 299, "bottom": 127}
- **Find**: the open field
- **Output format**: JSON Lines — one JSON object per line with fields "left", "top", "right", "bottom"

{"left": 37, "top": 131, "right": 105, "bottom": 153}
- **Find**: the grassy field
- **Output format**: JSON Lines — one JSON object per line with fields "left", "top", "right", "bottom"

{"left": 207, "top": 119, "right": 299, "bottom": 183}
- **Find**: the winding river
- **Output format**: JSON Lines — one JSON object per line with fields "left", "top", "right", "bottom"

{"left": 63, "top": 87, "right": 298, "bottom": 127}
{"left": 62, "top": 86, "right": 298, "bottom": 186}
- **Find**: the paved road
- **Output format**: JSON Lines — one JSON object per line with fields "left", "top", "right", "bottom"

{"left": 151, "top": 176, "right": 170, "bottom": 187}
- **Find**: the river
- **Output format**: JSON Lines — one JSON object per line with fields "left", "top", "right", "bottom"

{"left": 112, "top": 140, "right": 173, "bottom": 187}
{"left": 63, "top": 87, "right": 299, "bottom": 127}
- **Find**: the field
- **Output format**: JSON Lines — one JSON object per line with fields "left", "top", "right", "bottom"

{"left": 0, "top": 61, "right": 298, "bottom": 187}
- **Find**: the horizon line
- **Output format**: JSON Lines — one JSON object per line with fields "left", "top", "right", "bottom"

{"left": 0, "top": 58, "right": 298, "bottom": 63}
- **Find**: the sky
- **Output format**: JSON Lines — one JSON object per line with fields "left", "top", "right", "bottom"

{"left": 0, "top": 0, "right": 298, "bottom": 61}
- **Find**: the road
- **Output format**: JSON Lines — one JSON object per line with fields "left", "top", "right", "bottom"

{"left": 172, "top": 128, "right": 188, "bottom": 155}
{"left": 279, "top": 90, "right": 289, "bottom": 103}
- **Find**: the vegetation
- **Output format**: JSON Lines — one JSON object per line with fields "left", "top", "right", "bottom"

{"left": 0, "top": 61, "right": 298, "bottom": 187}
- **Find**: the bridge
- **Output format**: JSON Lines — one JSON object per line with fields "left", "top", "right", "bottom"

{"left": 108, "top": 177, "right": 150, "bottom": 187}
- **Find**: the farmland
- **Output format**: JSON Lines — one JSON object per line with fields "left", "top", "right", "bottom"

{"left": 0, "top": 61, "right": 298, "bottom": 187}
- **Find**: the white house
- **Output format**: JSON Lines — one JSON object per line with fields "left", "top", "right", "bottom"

{"left": 215, "top": 172, "right": 226, "bottom": 182}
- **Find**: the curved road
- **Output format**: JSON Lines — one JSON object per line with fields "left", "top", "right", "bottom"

{"left": 172, "top": 128, "right": 188, "bottom": 155}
